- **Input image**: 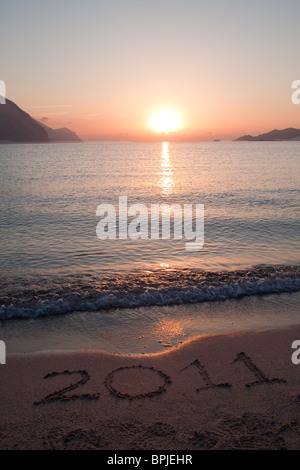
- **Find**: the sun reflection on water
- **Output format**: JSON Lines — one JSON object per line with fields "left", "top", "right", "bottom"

{"left": 152, "top": 318, "right": 185, "bottom": 343}
{"left": 160, "top": 142, "right": 175, "bottom": 196}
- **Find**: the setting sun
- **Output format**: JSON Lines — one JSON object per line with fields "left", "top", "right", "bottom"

{"left": 149, "top": 109, "right": 183, "bottom": 133}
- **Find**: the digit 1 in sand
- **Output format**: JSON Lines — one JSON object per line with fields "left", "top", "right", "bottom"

{"left": 181, "top": 359, "right": 231, "bottom": 391}
{"left": 233, "top": 352, "right": 286, "bottom": 388}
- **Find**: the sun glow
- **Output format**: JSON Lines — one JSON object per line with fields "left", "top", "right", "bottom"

{"left": 149, "top": 109, "right": 183, "bottom": 133}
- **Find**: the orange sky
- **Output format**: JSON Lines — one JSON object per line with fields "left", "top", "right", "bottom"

{"left": 1, "top": 1, "right": 299, "bottom": 141}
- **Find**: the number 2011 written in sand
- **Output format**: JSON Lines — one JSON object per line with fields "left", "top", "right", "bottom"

{"left": 34, "top": 352, "right": 287, "bottom": 405}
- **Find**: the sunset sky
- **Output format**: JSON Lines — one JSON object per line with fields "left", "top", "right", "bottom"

{"left": 1, "top": 0, "right": 299, "bottom": 140}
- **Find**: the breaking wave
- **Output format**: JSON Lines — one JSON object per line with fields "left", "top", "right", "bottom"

{"left": 0, "top": 265, "right": 299, "bottom": 320}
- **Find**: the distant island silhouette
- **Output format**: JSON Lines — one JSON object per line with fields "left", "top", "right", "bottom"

{"left": 0, "top": 98, "right": 82, "bottom": 143}
{"left": 236, "top": 128, "right": 300, "bottom": 141}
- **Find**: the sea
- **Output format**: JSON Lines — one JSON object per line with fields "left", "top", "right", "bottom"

{"left": 0, "top": 141, "right": 299, "bottom": 354}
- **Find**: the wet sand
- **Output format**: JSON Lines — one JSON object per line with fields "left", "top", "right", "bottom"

{"left": 0, "top": 326, "right": 300, "bottom": 450}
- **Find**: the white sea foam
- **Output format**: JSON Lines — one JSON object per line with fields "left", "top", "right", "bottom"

{"left": 1, "top": 265, "right": 299, "bottom": 320}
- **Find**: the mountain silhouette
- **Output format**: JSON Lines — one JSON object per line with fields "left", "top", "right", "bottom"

{"left": 236, "top": 128, "right": 300, "bottom": 141}
{"left": 0, "top": 98, "right": 81, "bottom": 142}
{"left": 38, "top": 121, "right": 82, "bottom": 142}
{"left": 0, "top": 98, "right": 49, "bottom": 142}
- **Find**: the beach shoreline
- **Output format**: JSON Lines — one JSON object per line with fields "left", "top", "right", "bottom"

{"left": 3, "top": 290, "right": 300, "bottom": 356}
{"left": 1, "top": 325, "right": 300, "bottom": 450}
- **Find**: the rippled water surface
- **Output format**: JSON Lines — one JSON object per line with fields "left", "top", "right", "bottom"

{"left": 0, "top": 141, "right": 299, "bottom": 351}
{"left": 0, "top": 141, "right": 299, "bottom": 277}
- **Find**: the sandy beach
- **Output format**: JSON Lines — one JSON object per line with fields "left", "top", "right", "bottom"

{"left": 0, "top": 326, "right": 299, "bottom": 450}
